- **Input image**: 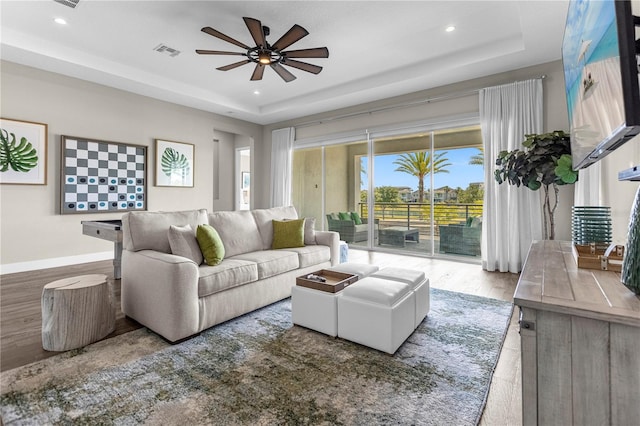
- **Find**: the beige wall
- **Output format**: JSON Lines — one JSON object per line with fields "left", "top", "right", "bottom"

{"left": 1, "top": 61, "right": 262, "bottom": 269}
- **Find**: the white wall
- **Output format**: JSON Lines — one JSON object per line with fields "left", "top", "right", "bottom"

{"left": 0, "top": 61, "right": 262, "bottom": 271}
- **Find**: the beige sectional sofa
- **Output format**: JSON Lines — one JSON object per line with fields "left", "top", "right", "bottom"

{"left": 121, "top": 206, "right": 339, "bottom": 342}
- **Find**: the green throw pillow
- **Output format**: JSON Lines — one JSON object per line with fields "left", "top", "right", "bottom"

{"left": 338, "top": 212, "right": 351, "bottom": 221}
{"left": 272, "top": 219, "right": 305, "bottom": 249}
{"left": 351, "top": 212, "right": 363, "bottom": 225}
{"left": 196, "top": 224, "right": 225, "bottom": 266}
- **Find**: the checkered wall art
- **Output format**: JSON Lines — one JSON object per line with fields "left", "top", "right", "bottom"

{"left": 61, "top": 136, "right": 147, "bottom": 214}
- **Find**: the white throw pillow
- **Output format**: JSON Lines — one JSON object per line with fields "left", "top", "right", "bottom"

{"left": 168, "top": 224, "right": 203, "bottom": 265}
{"left": 304, "top": 217, "right": 317, "bottom": 245}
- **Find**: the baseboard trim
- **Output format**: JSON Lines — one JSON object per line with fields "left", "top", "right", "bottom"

{"left": 1, "top": 251, "right": 113, "bottom": 275}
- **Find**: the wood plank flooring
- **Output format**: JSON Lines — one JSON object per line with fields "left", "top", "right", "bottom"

{"left": 0, "top": 251, "right": 522, "bottom": 425}
{"left": 1, "top": 261, "right": 140, "bottom": 372}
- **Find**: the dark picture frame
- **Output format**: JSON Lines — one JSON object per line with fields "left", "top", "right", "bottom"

{"left": 60, "top": 135, "right": 147, "bottom": 214}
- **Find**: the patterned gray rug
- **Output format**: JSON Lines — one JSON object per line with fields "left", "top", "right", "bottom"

{"left": 1, "top": 288, "right": 512, "bottom": 425}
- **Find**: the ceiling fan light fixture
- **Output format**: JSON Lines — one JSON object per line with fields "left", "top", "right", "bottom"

{"left": 197, "top": 17, "right": 328, "bottom": 82}
{"left": 258, "top": 51, "right": 271, "bottom": 64}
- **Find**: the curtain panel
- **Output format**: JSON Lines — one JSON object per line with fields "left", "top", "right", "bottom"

{"left": 270, "top": 127, "right": 295, "bottom": 208}
{"left": 480, "top": 79, "right": 544, "bottom": 273}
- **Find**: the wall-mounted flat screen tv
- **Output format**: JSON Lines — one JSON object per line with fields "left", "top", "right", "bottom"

{"left": 562, "top": 0, "right": 640, "bottom": 170}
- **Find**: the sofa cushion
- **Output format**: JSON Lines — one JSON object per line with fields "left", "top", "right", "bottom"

{"left": 168, "top": 224, "right": 203, "bottom": 265}
{"left": 354, "top": 223, "right": 368, "bottom": 233}
{"left": 197, "top": 259, "right": 258, "bottom": 297}
{"left": 208, "top": 210, "right": 262, "bottom": 257}
{"left": 123, "top": 209, "right": 208, "bottom": 253}
{"left": 272, "top": 219, "right": 305, "bottom": 249}
{"left": 252, "top": 206, "right": 298, "bottom": 250}
{"left": 196, "top": 224, "right": 225, "bottom": 266}
{"left": 304, "top": 217, "right": 317, "bottom": 245}
{"left": 338, "top": 212, "right": 351, "bottom": 221}
{"left": 351, "top": 212, "right": 363, "bottom": 225}
{"left": 230, "top": 250, "right": 299, "bottom": 279}
{"left": 283, "top": 245, "right": 331, "bottom": 268}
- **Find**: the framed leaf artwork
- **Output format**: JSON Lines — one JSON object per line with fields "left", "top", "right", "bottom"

{"left": 155, "top": 139, "right": 194, "bottom": 187}
{"left": 0, "top": 118, "right": 48, "bottom": 185}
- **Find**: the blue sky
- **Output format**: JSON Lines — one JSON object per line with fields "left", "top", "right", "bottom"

{"left": 362, "top": 147, "right": 484, "bottom": 190}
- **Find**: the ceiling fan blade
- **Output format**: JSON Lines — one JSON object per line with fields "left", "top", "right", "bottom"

{"left": 282, "top": 47, "right": 329, "bottom": 59}
{"left": 282, "top": 59, "right": 323, "bottom": 75}
{"left": 271, "top": 24, "right": 309, "bottom": 51}
{"left": 196, "top": 50, "right": 245, "bottom": 56}
{"left": 243, "top": 17, "right": 266, "bottom": 49}
{"left": 251, "top": 64, "right": 265, "bottom": 81}
{"left": 201, "top": 26, "right": 250, "bottom": 50}
{"left": 217, "top": 59, "right": 251, "bottom": 71}
{"left": 271, "top": 63, "right": 296, "bottom": 82}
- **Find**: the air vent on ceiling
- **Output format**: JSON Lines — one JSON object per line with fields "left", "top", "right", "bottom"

{"left": 53, "top": 0, "right": 79, "bottom": 8}
{"left": 153, "top": 44, "right": 181, "bottom": 58}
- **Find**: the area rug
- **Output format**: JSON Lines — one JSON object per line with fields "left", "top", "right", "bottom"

{"left": 1, "top": 288, "right": 513, "bottom": 425}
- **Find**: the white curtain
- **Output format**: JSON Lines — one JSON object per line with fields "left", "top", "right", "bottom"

{"left": 480, "top": 79, "right": 544, "bottom": 273}
{"left": 270, "top": 127, "right": 295, "bottom": 207}
{"left": 574, "top": 162, "right": 603, "bottom": 206}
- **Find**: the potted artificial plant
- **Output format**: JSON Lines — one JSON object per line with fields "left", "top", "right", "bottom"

{"left": 494, "top": 130, "right": 578, "bottom": 240}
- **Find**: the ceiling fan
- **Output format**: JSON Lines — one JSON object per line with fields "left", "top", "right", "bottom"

{"left": 196, "top": 17, "right": 329, "bottom": 83}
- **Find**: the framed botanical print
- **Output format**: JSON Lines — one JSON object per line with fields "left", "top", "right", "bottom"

{"left": 0, "top": 118, "right": 48, "bottom": 185}
{"left": 155, "top": 139, "right": 194, "bottom": 187}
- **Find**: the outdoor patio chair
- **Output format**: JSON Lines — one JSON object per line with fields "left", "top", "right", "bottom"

{"left": 326, "top": 213, "right": 379, "bottom": 243}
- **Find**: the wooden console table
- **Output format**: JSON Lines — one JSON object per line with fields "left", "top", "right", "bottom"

{"left": 514, "top": 240, "right": 640, "bottom": 426}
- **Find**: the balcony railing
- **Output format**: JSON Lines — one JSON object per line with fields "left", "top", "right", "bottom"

{"left": 358, "top": 202, "right": 482, "bottom": 234}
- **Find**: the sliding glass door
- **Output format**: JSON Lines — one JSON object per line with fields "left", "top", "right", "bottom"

{"left": 292, "top": 123, "right": 483, "bottom": 260}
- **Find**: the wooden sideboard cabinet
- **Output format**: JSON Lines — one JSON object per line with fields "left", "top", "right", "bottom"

{"left": 513, "top": 240, "right": 640, "bottom": 426}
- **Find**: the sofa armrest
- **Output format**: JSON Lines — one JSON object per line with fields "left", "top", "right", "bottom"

{"left": 314, "top": 230, "right": 340, "bottom": 266}
{"left": 121, "top": 249, "right": 200, "bottom": 342}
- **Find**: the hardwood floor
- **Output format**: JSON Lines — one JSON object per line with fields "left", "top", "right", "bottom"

{"left": 0, "top": 251, "right": 522, "bottom": 425}
{"left": 0, "top": 261, "right": 140, "bottom": 372}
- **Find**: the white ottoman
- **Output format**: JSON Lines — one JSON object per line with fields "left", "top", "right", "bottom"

{"left": 292, "top": 286, "right": 341, "bottom": 336}
{"left": 327, "top": 263, "right": 379, "bottom": 279}
{"left": 291, "top": 263, "right": 380, "bottom": 337}
{"left": 338, "top": 277, "right": 415, "bottom": 354}
{"left": 372, "top": 267, "right": 430, "bottom": 328}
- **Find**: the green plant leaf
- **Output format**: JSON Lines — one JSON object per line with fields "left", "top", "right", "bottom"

{"left": 0, "top": 128, "right": 39, "bottom": 173}
{"left": 555, "top": 154, "right": 578, "bottom": 184}
{"left": 161, "top": 147, "right": 190, "bottom": 178}
{"left": 494, "top": 130, "right": 577, "bottom": 190}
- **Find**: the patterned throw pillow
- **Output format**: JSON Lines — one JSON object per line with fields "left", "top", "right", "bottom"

{"left": 272, "top": 219, "right": 305, "bottom": 249}
{"left": 196, "top": 224, "right": 225, "bottom": 266}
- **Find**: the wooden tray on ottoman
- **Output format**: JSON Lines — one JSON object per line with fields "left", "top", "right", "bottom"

{"left": 296, "top": 270, "right": 358, "bottom": 293}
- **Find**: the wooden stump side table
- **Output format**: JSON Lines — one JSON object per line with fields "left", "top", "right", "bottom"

{"left": 41, "top": 274, "right": 115, "bottom": 351}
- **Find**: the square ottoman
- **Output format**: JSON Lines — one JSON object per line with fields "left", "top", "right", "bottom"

{"left": 291, "top": 263, "right": 380, "bottom": 337}
{"left": 337, "top": 277, "right": 415, "bottom": 354}
{"left": 371, "top": 267, "right": 430, "bottom": 328}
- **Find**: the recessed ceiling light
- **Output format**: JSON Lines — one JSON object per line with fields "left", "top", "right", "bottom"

{"left": 445, "top": 26, "right": 456, "bottom": 32}
{"left": 54, "top": 17, "right": 67, "bottom": 25}
{"left": 253, "top": 90, "right": 260, "bottom": 95}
